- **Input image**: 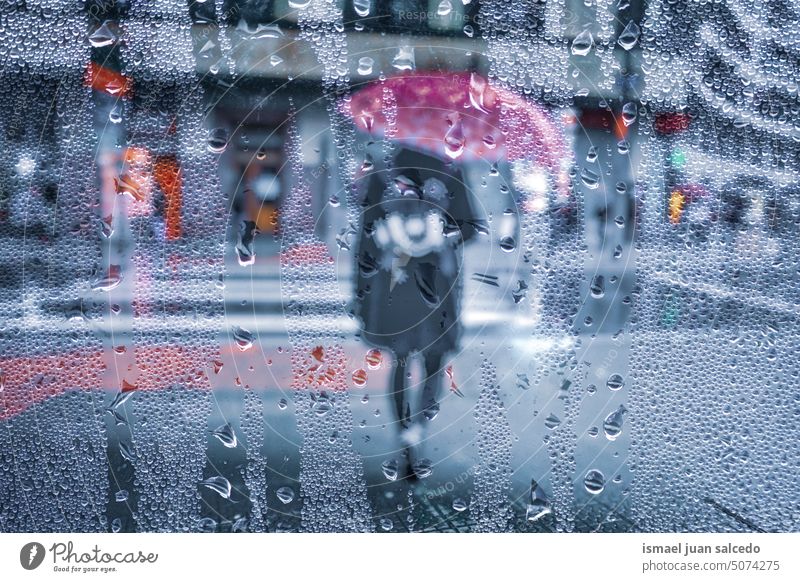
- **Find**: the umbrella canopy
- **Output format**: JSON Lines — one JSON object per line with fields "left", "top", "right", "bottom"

{"left": 342, "top": 71, "right": 569, "bottom": 177}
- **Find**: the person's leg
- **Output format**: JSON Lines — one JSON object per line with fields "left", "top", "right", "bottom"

{"left": 389, "top": 352, "right": 419, "bottom": 481}
{"left": 419, "top": 350, "right": 445, "bottom": 422}
{"left": 390, "top": 352, "right": 410, "bottom": 429}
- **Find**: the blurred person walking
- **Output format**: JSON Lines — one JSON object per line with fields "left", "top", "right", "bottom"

{"left": 354, "top": 145, "right": 481, "bottom": 477}
{"left": 344, "top": 71, "right": 570, "bottom": 478}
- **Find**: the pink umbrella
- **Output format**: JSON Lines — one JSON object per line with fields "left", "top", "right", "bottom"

{"left": 342, "top": 71, "right": 570, "bottom": 182}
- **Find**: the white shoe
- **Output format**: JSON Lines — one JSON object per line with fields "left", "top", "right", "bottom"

{"left": 400, "top": 422, "right": 425, "bottom": 447}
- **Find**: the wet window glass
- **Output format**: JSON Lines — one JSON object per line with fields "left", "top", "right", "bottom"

{"left": 0, "top": 0, "right": 797, "bottom": 534}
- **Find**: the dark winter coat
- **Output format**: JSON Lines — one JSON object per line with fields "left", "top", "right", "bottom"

{"left": 354, "top": 146, "right": 483, "bottom": 356}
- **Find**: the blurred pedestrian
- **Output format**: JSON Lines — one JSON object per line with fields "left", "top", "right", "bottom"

{"left": 354, "top": 146, "right": 482, "bottom": 475}
{"left": 345, "top": 72, "right": 568, "bottom": 479}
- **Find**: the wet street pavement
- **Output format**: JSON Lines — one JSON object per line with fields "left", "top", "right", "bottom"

{"left": 1, "top": 219, "right": 641, "bottom": 533}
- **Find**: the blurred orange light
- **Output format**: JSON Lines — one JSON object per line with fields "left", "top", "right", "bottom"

{"left": 84, "top": 62, "right": 133, "bottom": 98}
{"left": 669, "top": 190, "right": 685, "bottom": 224}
